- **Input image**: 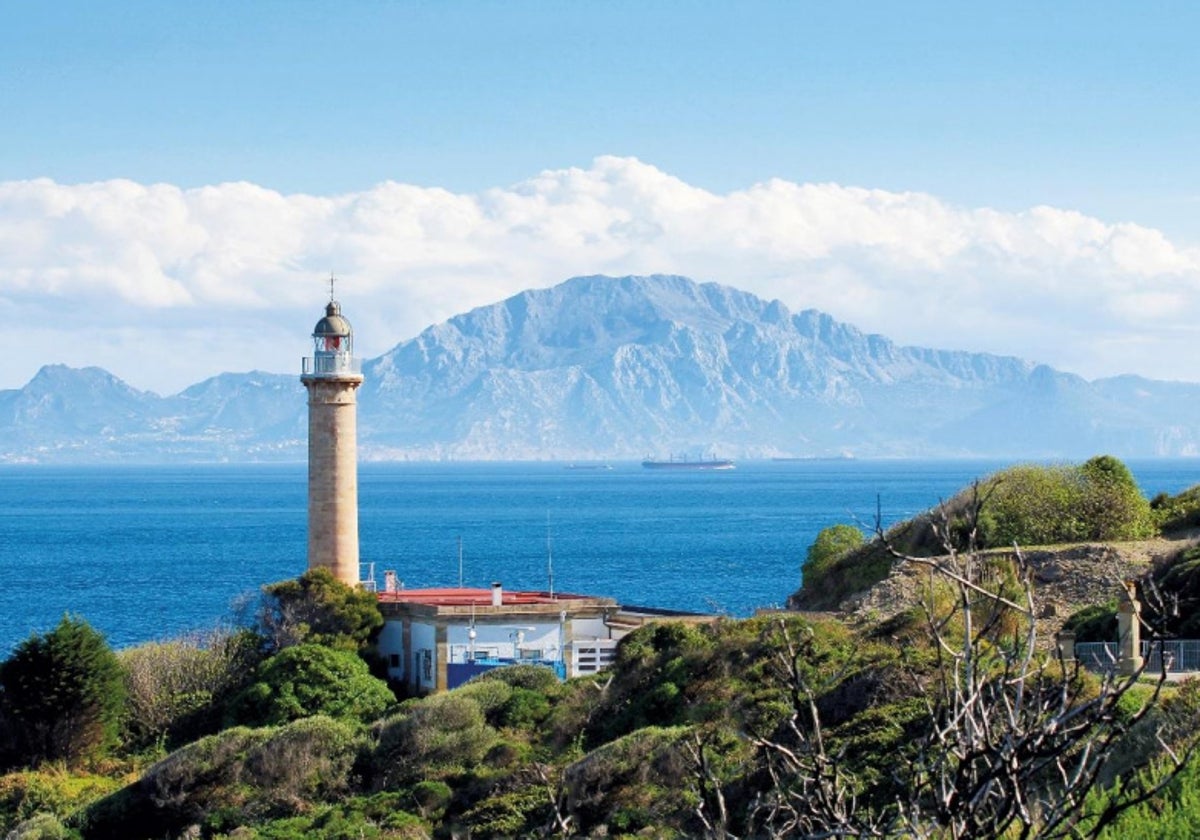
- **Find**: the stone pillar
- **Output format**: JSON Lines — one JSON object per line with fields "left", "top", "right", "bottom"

{"left": 1117, "top": 580, "right": 1143, "bottom": 676}
{"left": 435, "top": 624, "right": 449, "bottom": 692}
{"left": 303, "top": 374, "right": 363, "bottom": 586}
{"left": 1055, "top": 629, "right": 1076, "bottom": 663}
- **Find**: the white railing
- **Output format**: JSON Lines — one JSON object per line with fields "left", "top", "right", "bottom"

{"left": 1075, "top": 640, "right": 1200, "bottom": 673}
{"left": 448, "top": 644, "right": 560, "bottom": 664}
{"left": 302, "top": 354, "right": 362, "bottom": 376}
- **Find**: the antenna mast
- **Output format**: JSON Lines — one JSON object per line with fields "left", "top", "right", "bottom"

{"left": 546, "top": 511, "right": 555, "bottom": 598}
{"left": 458, "top": 536, "right": 464, "bottom": 588}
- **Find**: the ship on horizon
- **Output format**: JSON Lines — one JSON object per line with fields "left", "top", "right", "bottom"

{"left": 641, "top": 454, "right": 735, "bottom": 471}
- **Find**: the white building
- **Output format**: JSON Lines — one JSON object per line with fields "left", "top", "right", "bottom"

{"left": 375, "top": 581, "right": 713, "bottom": 694}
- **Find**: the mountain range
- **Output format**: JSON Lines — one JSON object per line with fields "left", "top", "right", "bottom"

{"left": 6, "top": 274, "right": 1200, "bottom": 463}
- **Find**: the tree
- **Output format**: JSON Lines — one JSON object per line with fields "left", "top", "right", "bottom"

{"left": 256, "top": 568, "right": 383, "bottom": 653}
{"left": 0, "top": 615, "right": 125, "bottom": 767}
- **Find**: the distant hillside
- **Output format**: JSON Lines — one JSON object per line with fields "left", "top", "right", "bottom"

{"left": 4, "top": 274, "right": 1200, "bottom": 463}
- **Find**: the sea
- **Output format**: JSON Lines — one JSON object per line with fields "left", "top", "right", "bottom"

{"left": 1, "top": 459, "right": 1198, "bottom": 654}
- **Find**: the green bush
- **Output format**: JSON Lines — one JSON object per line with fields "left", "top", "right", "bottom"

{"left": 0, "top": 769, "right": 119, "bottom": 835}
{"left": 589, "top": 623, "right": 717, "bottom": 745}
{"left": 203, "top": 799, "right": 430, "bottom": 839}
{"left": 498, "top": 688, "right": 551, "bottom": 730}
{"left": 1064, "top": 601, "right": 1119, "bottom": 643}
{"left": 1154, "top": 546, "right": 1200, "bottom": 636}
{"left": 227, "top": 644, "right": 394, "bottom": 727}
{"left": 793, "top": 537, "right": 893, "bottom": 610}
{"left": 0, "top": 616, "right": 126, "bottom": 768}
{"left": 84, "top": 726, "right": 272, "bottom": 838}
{"left": 85, "top": 717, "right": 365, "bottom": 839}
{"left": 1096, "top": 751, "right": 1200, "bottom": 838}
{"left": 452, "top": 679, "right": 514, "bottom": 722}
{"left": 562, "top": 726, "right": 696, "bottom": 836}
{"left": 473, "top": 663, "right": 560, "bottom": 693}
{"left": 458, "top": 784, "right": 548, "bottom": 837}
{"left": 6, "top": 812, "right": 77, "bottom": 840}
{"left": 1078, "top": 455, "right": 1156, "bottom": 541}
{"left": 802, "top": 524, "right": 866, "bottom": 587}
{"left": 409, "top": 779, "right": 452, "bottom": 821}
{"left": 976, "top": 457, "right": 1153, "bottom": 547}
{"left": 1151, "top": 483, "right": 1200, "bottom": 533}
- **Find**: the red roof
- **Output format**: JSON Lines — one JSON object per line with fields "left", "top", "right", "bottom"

{"left": 376, "top": 587, "right": 597, "bottom": 607}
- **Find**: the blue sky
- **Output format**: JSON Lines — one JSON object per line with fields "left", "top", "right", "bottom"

{"left": 6, "top": 1, "right": 1197, "bottom": 233}
{"left": 3, "top": 1, "right": 1200, "bottom": 392}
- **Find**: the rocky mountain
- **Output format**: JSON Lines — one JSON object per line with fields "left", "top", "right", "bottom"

{"left": 5, "top": 274, "right": 1200, "bottom": 463}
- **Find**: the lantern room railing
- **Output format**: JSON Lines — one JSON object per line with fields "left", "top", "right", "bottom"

{"left": 302, "top": 353, "right": 362, "bottom": 376}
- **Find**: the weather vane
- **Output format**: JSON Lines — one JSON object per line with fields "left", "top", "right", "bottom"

{"left": 329, "top": 272, "right": 337, "bottom": 302}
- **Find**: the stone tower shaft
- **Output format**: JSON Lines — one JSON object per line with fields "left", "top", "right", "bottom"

{"left": 301, "top": 298, "right": 364, "bottom": 587}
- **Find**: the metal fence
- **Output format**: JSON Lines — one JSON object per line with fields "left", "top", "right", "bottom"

{"left": 1074, "top": 640, "right": 1200, "bottom": 673}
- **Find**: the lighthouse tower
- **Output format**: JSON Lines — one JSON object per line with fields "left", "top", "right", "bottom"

{"left": 301, "top": 289, "right": 364, "bottom": 587}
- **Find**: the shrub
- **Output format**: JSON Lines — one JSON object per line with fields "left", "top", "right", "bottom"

{"left": 1095, "top": 748, "right": 1200, "bottom": 838}
{"left": 0, "top": 616, "right": 126, "bottom": 768}
{"left": 976, "top": 457, "right": 1153, "bottom": 548}
{"left": 1064, "top": 601, "right": 1119, "bottom": 643}
{"left": 227, "top": 643, "right": 394, "bottom": 727}
{"left": 1151, "top": 483, "right": 1200, "bottom": 533}
{"left": 562, "top": 726, "right": 696, "bottom": 836}
{"left": 977, "top": 464, "right": 1085, "bottom": 546}
{"left": 474, "top": 663, "right": 561, "bottom": 693}
{"left": 452, "top": 679, "right": 514, "bottom": 721}
{"left": 6, "top": 812, "right": 76, "bottom": 840}
{"left": 369, "top": 693, "right": 497, "bottom": 787}
{"left": 498, "top": 688, "right": 551, "bottom": 730}
{"left": 458, "top": 785, "right": 548, "bottom": 837}
{"left": 0, "top": 769, "right": 120, "bottom": 835}
{"left": 243, "top": 716, "right": 361, "bottom": 804}
{"left": 409, "top": 779, "right": 452, "bottom": 821}
{"left": 794, "top": 523, "right": 887, "bottom": 608}
{"left": 85, "top": 718, "right": 364, "bottom": 839}
{"left": 802, "top": 524, "right": 866, "bottom": 587}
{"left": 120, "top": 629, "right": 261, "bottom": 749}
{"left": 1077, "top": 455, "right": 1155, "bottom": 541}
{"left": 1154, "top": 546, "right": 1200, "bottom": 636}
{"left": 83, "top": 727, "right": 271, "bottom": 838}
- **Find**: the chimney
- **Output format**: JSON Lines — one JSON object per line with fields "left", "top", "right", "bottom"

{"left": 491, "top": 582, "right": 503, "bottom": 607}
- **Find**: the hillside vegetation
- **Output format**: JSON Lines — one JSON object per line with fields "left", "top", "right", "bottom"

{"left": 792, "top": 455, "right": 1184, "bottom": 613}
{"left": 0, "top": 458, "right": 1198, "bottom": 837}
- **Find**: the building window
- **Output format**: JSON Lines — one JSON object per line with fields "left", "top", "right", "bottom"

{"left": 389, "top": 654, "right": 400, "bottom": 668}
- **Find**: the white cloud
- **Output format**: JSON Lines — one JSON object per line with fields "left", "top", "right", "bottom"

{"left": 3, "top": 156, "right": 1200, "bottom": 393}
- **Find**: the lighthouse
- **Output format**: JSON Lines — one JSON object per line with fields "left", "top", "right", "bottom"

{"left": 301, "top": 288, "right": 364, "bottom": 587}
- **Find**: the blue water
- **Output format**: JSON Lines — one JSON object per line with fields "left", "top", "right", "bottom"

{"left": 1, "top": 460, "right": 1197, "bottom": 653}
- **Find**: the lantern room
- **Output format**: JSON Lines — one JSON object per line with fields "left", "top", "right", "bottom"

{"left": 314, "top": 300, "right": 353, "bottom": 354}
{"left": 303, "top": 300, "right": 359, "bottom": 377}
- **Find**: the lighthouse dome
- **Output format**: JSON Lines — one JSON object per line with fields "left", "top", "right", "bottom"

{"left": 313, "top": 300, "right": 352, "bottom": 338}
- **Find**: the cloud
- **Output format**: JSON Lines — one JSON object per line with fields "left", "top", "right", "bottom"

{"left": 3, "top": 156, "right": 1199, "bottom": 393}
